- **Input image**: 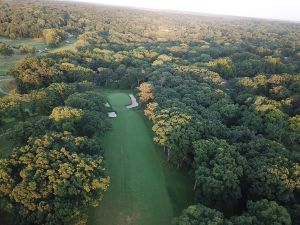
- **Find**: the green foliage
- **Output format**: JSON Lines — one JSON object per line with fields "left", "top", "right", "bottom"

{"left": 19, "top": 45, "right": 36, "bottom": 54}
{"left": 1, "top": 0, "right": 300, "bottom": 224}
{"left": 50, "top": 106, "right": 84, "bottom": 131}
{"left": 206, "top": 57, "right": 236, "bottom": 79}
{"left": 49, "top": 106, "right": 110, "bottom": 137}
{"left": 193, "top": 139, "right": 245, "bottom": 207}
{"left": 230, "top": 199, "right": 292, "bottom": 225}
{"left": 152, "top": 109, "right": 191, "bottom": 146}
{"left": 246, "top": 155, "right": 299, "bottom": 203}
{"left": 0, "top": 42, "right": 13, "bottom": 55}
{"left": 10, "top": 56, "right": 62, "bottom": 92}
{"left": 43, "top": 28, "right": 67, "bottom": 47}
{"left": 0, "top": 83, "right": 77, "bottom": 119}
{"left": 174, "top": 204, "right": 225, "bottom": 225}
{"left": 0, "top": 136, "right": 109, "bottom": 225}
{"left": 8, "top": 116, "right": 51, "bottom": 144}
{"left": 65, "top": 91, "right": 107, "bottom": 113}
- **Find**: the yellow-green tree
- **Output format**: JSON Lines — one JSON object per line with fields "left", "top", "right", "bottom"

{"left": 137, "top": 82, "right": 154, "bottom": 103}
{"left": 152, "top": 109, "right": 191, "bottom": 160}
{"left": 144, "top": 102, "right": 158, "bottom": 120}
{"left": 43, "top": 29, "right": 66, "bottom": 47}
{"left": 0, "top": 135, "right": 109, "bottom": 225}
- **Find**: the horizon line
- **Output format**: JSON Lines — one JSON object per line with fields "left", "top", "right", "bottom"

{"left": 57, "top": 0, "right": 300, "bottom": 23}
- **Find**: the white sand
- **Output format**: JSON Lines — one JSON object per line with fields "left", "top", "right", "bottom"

{"left": 104, "top": 102, "right": 110, "bottom": 107}
{"left": 108, "top": 112, "right": 117, "bottom": 117}
{"left": 126, "top": 94, "right": 139, "bottom": 109}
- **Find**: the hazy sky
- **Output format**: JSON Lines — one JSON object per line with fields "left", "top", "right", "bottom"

{"left": 67, "top": 0, "right": 300, "bottom": 22}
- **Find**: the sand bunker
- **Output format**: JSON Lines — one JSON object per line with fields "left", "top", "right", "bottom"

{"left": 126, "top": 94, "right": 138, "bottom": 109}
{"left": 108, "top": 112, "right": 117, "bottom": 117}
{"left": 0, "top": 78, "right": 14, "bottom": 95}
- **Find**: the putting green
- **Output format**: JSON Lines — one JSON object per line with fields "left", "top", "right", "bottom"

{"left": 88, "top": 91, "right": 193, "bottom": 225}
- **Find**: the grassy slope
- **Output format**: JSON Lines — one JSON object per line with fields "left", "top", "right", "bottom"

{"left": 88, "top": 91, "right": 194, "bottom": 225}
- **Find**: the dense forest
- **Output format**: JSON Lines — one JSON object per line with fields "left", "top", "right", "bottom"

{"left": 0, "top": 0, "right": 299, "bottom": 224}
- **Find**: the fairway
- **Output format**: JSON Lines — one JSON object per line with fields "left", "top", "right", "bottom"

{"left": 88, "top": 91, "right": 193, "bottom": 225}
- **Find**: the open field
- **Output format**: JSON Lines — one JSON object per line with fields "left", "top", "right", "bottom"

{"left": 0, "top": 37, "right": 48, "bottom": 77}
{"left": 0, "top": 36, "right": 77, "bottom": 77}
{"left": 88, "top": 90, "right": 194, "bottom": 225}
{"left": 0, "top": 36, "right": 77, "bottom": 52}
{"left": 0, "top": 37, "right": 48, "bottom": 50}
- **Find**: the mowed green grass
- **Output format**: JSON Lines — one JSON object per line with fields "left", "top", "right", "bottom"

{"left": 0, "top": 37, "right": 45, "bottom": 76}
{"left": 0, "top": 37, "right": 48, "bottom": 49}
{"left": 88, "top": 91, "right": 194, "bottom": 225}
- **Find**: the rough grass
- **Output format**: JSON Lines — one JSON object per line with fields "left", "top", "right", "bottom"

{"left": 0, "top": 36, "right": 77, "bottom": 76}
{"left": 0, "top": 37, "right": 47, "bottom": 48}
{"left": 0, "top": 37, "right": 43, "bottom": 76}
{"left": 49, "top": 37, "right": 77, "bottom": 53}
{"left": 0, "top": 55, "right": 23, "bottom": 76}
{"left": 88, "top": 90, "right": 194, "bottom": 225}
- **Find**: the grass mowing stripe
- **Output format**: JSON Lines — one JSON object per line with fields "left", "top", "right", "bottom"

{"left": 88, "top": 91, "right": 194, "bottom": 225}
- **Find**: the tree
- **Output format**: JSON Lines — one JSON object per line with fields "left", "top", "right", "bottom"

{"left": 193, "top": 139, "right": 245, "bottom": 208}
{"left": 42, "top": 29, "right": 66, "bottom": 47}
{"left": 237, "top": 136, "right": 300, "bottom": 204}
{"left": 144, "top": 102, "right": 159, "bottom": 120}
{"left": 289, "top": 115, "right": 300, "bottom": 134}
{"left": 10, "top": 56, "right": 62, "bottom": 92}
{"left": 49, "top": 106, "right": 110, "bottom": 137}
{"left": 8, "top": 116, "right": 50, "bottom": 144}
{"left": 50, "top": 106, "right": 84, "bottom": 133}
{"left": 230, "top": 199, "right": 291, "bottom": 225}
{"left": 0, "top": 42, "right": 14, "bottom": 55}
{"left": 166, "top": 120, "right": 203, "bottom": 167}
{"left": 137, "top": 82, "right": 154, "bottom": 103}
{"left": 152, "top": 109, "right": 192, "bottom": 161}
{"left": 206, "top": 57, "right": 236, "bottom": 79}
{"left": 19, "top": 45, "right": 36, "bottom": 54}
{"left": 246, "top": 155, "right": 299, "bottom": 203}
{"left": 0, "top": 136, "right": 109, "bottom": 225}
{"left": 174, "top": 204, "right": 226, "bottom": 225}
{"left": 21, "top": 132, "right": 102, "bottom": 155}
{"left": 65, "top": 91, "right": 107, "bottom": 113}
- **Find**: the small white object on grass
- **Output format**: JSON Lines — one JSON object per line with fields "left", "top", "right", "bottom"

{"left": 104, "top": 102, "right": 110, "bottom": 107}
{"left": 108, "top": 112, "right": 117, "bottom": 118}
{"left": 126, "top": 94, "right": 138, "bottom": 109}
